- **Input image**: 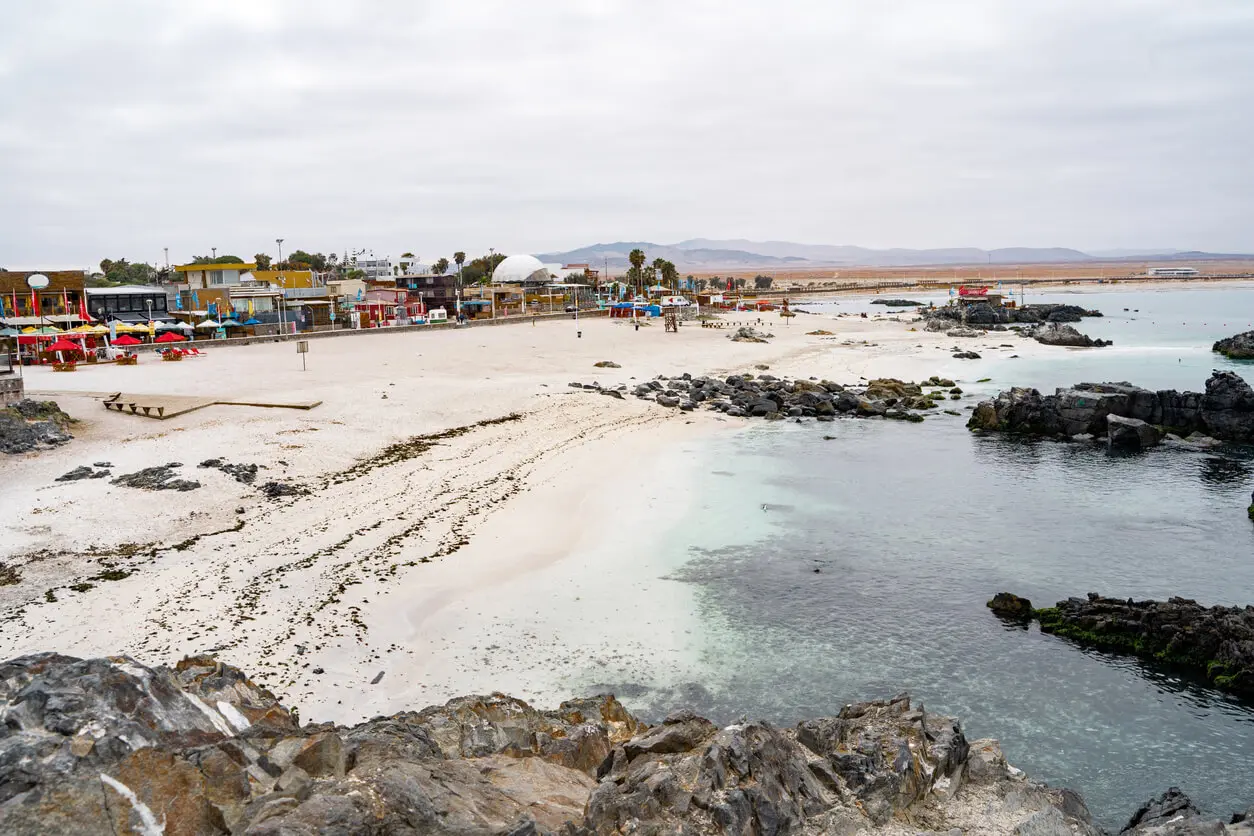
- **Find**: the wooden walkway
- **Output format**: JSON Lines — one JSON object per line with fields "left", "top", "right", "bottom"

{"left": 98, "top": 392, "right": 322, "bottom": 420}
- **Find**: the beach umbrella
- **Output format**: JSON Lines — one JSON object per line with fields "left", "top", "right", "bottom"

{"left": 220, "top": 318, "right": 242, "bottom": 328}
{"left": 243, "top": 318, "right": 260, "bottom": 325}
{"left": 46, "top": 338, "right": 82, "bottom": 352}
{"left": 113, "top": 334, "right": 142, "bottom": 346}
{"left": 196, "top": 318, "right": 221, "bottom": 329}
{"left": 0, "top": 327, "right": 19, "bottom": 337}
{"left": 154, "top": 331, "right": 186, "bottom": 343}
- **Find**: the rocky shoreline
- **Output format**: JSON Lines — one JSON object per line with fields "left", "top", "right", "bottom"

{"left": 575, "top": 372, "right": 968, "bottom": 423}
{"left": 988, "top": 592, "right": 1254, "bottom": 697}
{"left": 967, "top": 371, "right": 1254, "bottom": 447}
{"left": 3, "top": 652, "right": 1250, "bottom": 834}
{"left": 1214, "top": 330, "right": 1254, "bottom": 360}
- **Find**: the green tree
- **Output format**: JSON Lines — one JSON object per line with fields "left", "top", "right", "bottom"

{"left": 733, "top": 278, "right": 747, "bottom": 290}
{"left": 753, "top": 274, "right": 774, "bottom": 290}
{"left": 628, "top": 248, "right": 646, "bottom": 295}
{"left": 432, "top": 257, "right": 450, "bottom": 275}
{"left": 660, "top": 260, "right": 679, "bottom": 290}
{"left": 254, "top": 253, "right": 272, "bottom": 270}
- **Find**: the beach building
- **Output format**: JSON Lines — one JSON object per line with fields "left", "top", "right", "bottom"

{"left": 84, "top": 285, "right": 173, "bottom": 324}
{"left": 492, "top": 255, "right": 550, "bottom": 284}
{"left": 397, "top": 271, "right": 460, "bottom": 311}
{"left": 0, "top": 270, "right": 89, "bottom": 324}
{"left": 1147, "top": 267, "right": 1199, "bottom": 278}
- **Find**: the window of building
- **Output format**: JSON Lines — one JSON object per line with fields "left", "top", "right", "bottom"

{"left": 210, "top": 270, "right": 224, "bottom": 285}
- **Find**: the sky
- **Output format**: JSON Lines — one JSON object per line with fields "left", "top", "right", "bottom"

{"left": 2, "top": 0, "right": 1252, "bottom": 270}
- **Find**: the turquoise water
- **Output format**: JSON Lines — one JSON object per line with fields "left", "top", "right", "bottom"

{"left": 588, "top": 285, "right": 1254, "bottom": 829}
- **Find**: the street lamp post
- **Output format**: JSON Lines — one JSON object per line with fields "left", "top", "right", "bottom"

{"left": 276, "top": 239, "right": 286, "bottom": 334}
{"left": 211, "top": 247, "right": 217, "bottom": 259}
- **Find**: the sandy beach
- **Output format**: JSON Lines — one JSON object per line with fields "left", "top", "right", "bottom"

{"left": 0, "top": 304, "right": 1058, "bottom": 723}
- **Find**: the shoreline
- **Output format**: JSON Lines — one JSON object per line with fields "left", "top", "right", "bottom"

{"left": 0, "top": 281, "right": 1246, "bottom": 727}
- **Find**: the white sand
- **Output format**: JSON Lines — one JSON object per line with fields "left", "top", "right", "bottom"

{"left": 0, "top": 307, "right": 1055, "bottom": 722}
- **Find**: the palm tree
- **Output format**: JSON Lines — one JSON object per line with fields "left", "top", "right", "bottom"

{"left": 628, "top": 248, "right": 646, "bottom": 296}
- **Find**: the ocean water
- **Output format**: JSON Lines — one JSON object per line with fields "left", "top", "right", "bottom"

{"left": 585, "top": 285, "right": 1254, "bottom": 829}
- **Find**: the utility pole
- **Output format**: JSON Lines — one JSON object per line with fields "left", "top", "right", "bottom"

{"left": 211, "top": 247, "right": 217, "bottom": 259}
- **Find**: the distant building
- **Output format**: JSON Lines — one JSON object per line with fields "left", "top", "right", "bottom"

{"left": 175, "top": 262, "right": 256, "bottom": 288}
{"left": 354, "top": 257, "right": 393, "bottom": 280}
{"left": 1146, "top": 267, "right": 1199, "bottom": 278}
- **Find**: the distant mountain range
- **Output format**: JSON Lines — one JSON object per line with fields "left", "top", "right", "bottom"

{"left": 536, "top": 239, "right": 1251, "bottom": 271}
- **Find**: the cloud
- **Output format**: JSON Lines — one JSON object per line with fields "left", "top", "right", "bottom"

{"left": 1, "top": 0, "right": 1251, "bottom": 269}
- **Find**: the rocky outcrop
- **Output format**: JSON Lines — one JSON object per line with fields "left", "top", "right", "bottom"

{"left": 999, "top": 593, "right": 1254, "bottom": 696}
{"left": 0, "top": 399, "right": 74, "bottom": 455}
{"left": 1033, "top": 324, "right": 1112, "bottom": 348}
{"left": 1107, "top": 415, "right": 1163, "bottom": 450}
{"left": 923, "top": 302, "right": 1101, "bottom": 329}
{"left": 614, "top": 373, "right": 952, "bottom": 423}
{"left": 870, "top": 298, "right": 924, "bottom": 307}
{"left": 1120, "top": 787, "right": 1254, "bottom": 834}
{"left": 1213, "top": 330, "right": 1254, "bottom": 360}
{"left": 968, "top": 372, "right": 1254, "bottom": 443}
{"left": 0, "top": 652, "right": 1160, "bottom": 835}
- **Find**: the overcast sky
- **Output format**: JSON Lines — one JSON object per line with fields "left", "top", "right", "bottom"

{"left": 2, "top": 0, "right": 1252, "bottom": 269}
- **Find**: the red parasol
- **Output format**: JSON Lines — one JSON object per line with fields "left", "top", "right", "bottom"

{"left": 154, "top": 331, "right": 186, "bottom": 343}
{"left": 46, "top": 338, "right": 84, "bottom": 353}
{"left": 113, "top": 334, "right": 142, "bottom": 346}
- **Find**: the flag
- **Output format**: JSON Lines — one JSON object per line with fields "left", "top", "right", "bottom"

{"left": 0, "top": 296, "right": 6, "bottom": 318}
{"left": 11, "top": 291, "right": 18, "bottom": 318}
{"left": 191, "top": 290, "right": 199, "bottom": 309}
{"left": 31, "top": 288, "right": 39, "bottom": 318}
{"left": 248, "top": 299, "right": 254, "bottom": 317}
{"left": 79, "top": 293, "right": 90, "bottom": 323}
{"left": 175, "top": 294, "right": 183, "bottom": 310}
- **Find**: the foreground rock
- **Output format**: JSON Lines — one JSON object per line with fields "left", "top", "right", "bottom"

{"left": 0, "top": 399, "right": 74, "bottom": 454}
{"left": 870, "top": 298, "right": 924, "bottom": 307}
{"left": 1122, "top": 788, "right": 1254, "bottom": 834}
{"left": 728, "top": 326, "right": 774, "bottom": 343}
{"left": 610, "top": 373, "right": 962, "bottom": 423}
{"left": 968, "top": 372, "right": 1254, "bottom": 444}
{"left": 110, "top": 463, "right": 201, "bottom": 492}
{"left": 1033, "top": 323, "right": 1112, "bottom": 348}
{"left": 16, "top": 652, "right": 1232, "bottom": 834}
{"left": 992, "top": 592, "right": 1254, "bottom": 696}
{"left": 1214, "top": 330, "right": 1254, "bottom": 360}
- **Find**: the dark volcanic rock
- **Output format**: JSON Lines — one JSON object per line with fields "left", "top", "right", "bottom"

{"left": 198, "top": 459, "right": 260, "bottom": 484}
{"left": 55, "top": 465, "right": 110, "bottom": 482}
{"left": 953, "top": 351, "right": 981, "bottom": 360}
{"left": 870, "top": 298, "right": 924, "bottom": 307}
{"left": 1107, "top": 414, "right": 1163, "bottom": 450}
{"left": 1213, "top": 330, "right": 1254, "bottom": 360}
{"left": 1034, "top": 323, "right": 1111, "bottom": 348}
{"left": 259, "top": 481, "right": 307, "bottom": 499}
{"left": 0, "top": 400, "right": 74, "bottom": 455}
{"left": 968, "top": 372, "right": 1254, "bottom": 443}
{"left": 110, "top": 465, "right": 201, "bottom": 492}
{"left": 1029, "top": 593, "right": 1254, "bottom": 695}
{"left": 987, "top": 592, "right": 1033, "bottom": 620}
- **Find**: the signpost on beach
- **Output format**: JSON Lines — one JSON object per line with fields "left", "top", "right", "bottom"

{"left": 296, "top": 340, "right": 308, "bottom": 371}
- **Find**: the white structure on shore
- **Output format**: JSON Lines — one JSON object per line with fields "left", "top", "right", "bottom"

{"left": 355, "top": 257, "right": 393, "bottom": 279}
{"left": 1146, "top": 266, "right": 1199, "bottom": 278}
{"left": 492, "top": 254, "right": 549, "bottom": 284}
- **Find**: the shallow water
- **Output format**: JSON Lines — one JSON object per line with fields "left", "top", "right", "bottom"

{"left": 583, "top": 285, "right": 1254, "bottom": 828}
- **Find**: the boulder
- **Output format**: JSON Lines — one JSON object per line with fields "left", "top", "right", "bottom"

{"left": 953, "top": 351, "right": 981, "bottom": 360}
{"left": 1033, "top": 324, "right": 1111, "bottom": 348}
{"left": 987, "top": 592, "right": 1033, "bottom": 620}
{"left": 870, "top": 299, "right": 924, "bottom": 307}
{"left": 1107, "top": 414, "right": 1163, "bottom": 450}
{"left": 1213, "top": 330, "right": 1254, "bottom": 360}
{"left": 728, "top": 327, "right": 773, "bottom": 343}
{"left": 0, "top": 400, "right": 74, "bottom": 455}
{"left": 947, "top": 327, "right": 983, "bottom": 338}
{"left": 1200, "top": 371, "right": 1254, "bottom": 443}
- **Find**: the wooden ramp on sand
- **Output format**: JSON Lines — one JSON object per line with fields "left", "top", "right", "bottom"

{"left": 100, "top": 392, "right": 322, "bottom": 420}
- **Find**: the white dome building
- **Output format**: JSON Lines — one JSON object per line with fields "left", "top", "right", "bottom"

{"left": 492, "top": 254, "right": 549, "bottom": 284}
